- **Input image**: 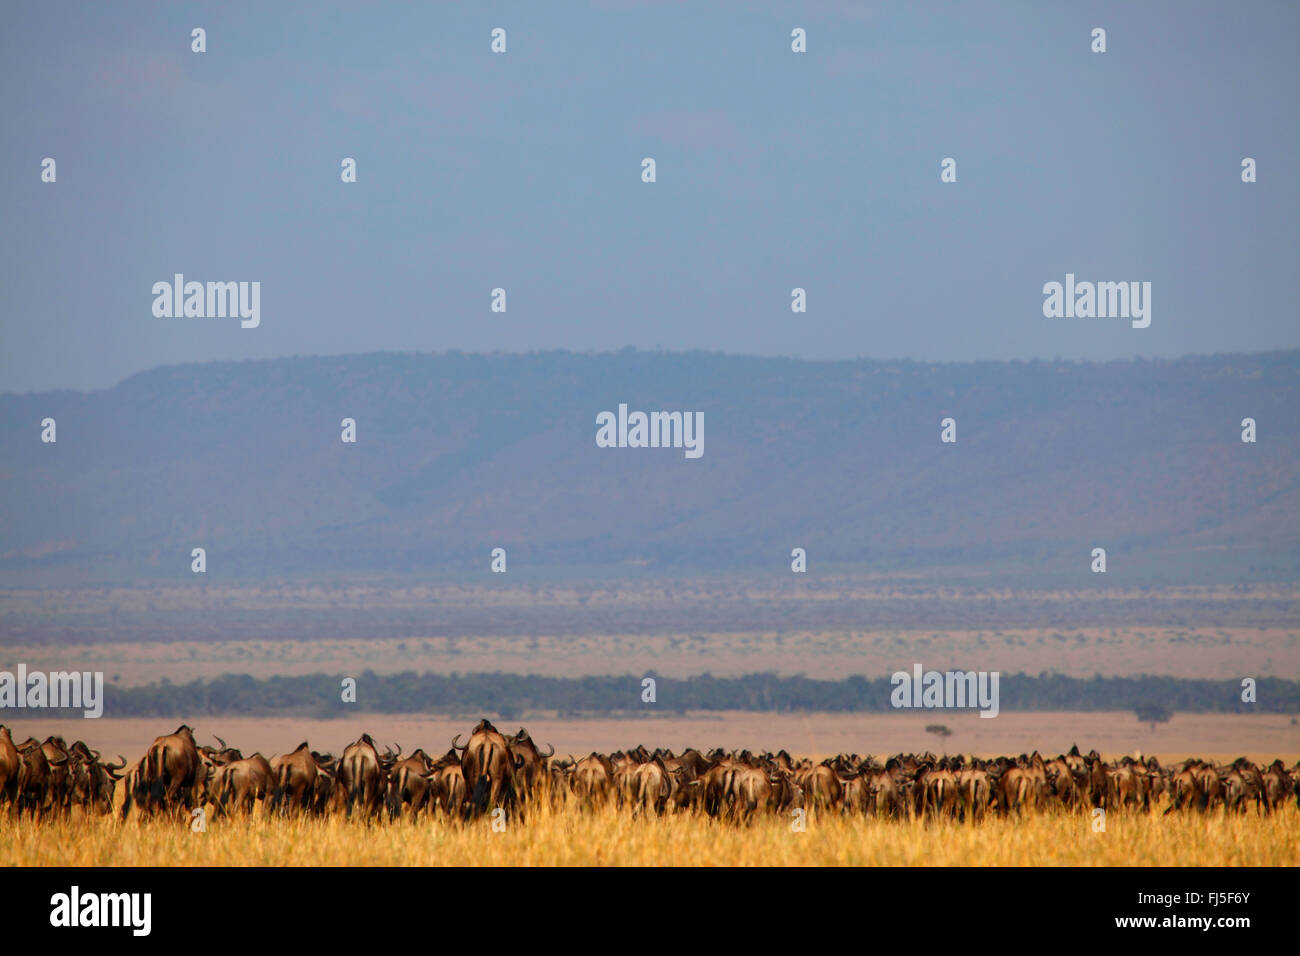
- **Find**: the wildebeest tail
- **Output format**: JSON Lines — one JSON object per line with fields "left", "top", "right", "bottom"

{"left": 470, "top": 771, "right": 491, "bottom": 814}
{"left": 347, "top": 759, "right": 364, "bottom": 806}
{"left": 271, "top": 762, "right": 291, "bottom": 811}
{"left": 388, "top": 766, "right": 409, "bottom": 817}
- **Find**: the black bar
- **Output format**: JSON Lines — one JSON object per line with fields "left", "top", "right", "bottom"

{"left": 5, "top": 866, "right": 1285, "bottom": 941}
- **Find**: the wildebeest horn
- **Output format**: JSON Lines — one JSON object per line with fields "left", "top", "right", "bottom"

{"left": 215, "top": 735, "right": 227, "bottom": 750}
{"left": 105, "top": 754, "right": 127, "bottom": 771}
{"left": 540, "top": 743, "right": 555, "bottom": 758}
{"left": 451, "top": 734, "right": 466, "bottom": 751}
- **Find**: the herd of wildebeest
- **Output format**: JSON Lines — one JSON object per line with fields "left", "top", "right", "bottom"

{"left": 2, "top": 719, "right": 1298, "bottom": 824}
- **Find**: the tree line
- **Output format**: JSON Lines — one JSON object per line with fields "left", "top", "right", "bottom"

{"left": 34, "top": 671, "right": 1300, "bottom": 719}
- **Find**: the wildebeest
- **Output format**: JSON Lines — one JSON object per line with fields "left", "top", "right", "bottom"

{"left": 915, "top": 762, "right": 958, "bottom": 818}
{"left": 955, "top": 765, "right": 993, "bottom": 821}
{"left": 311, "top": 752, "right": 342, "bottom": 815}
{"left": 843, "top": 763, "right": 903, "bottom": 818}
{"left": 1164, "top": 758, "right": 1223, "bottom": 814}
{"left": 627, "top": 756, "right": 675, "bottom": 817}
{"left": 142, "top": 724, "right": 201, "bottom": 816}
{"left": 994, "top": 759, "right": 1040, "bottom": 816}
{"left": 1194, "top": 761, "right": 1223, "bottom": 811}
{"left": 454, "top": 719, "right": 517, "bottom": 820}
{"left": 386, "top": 748, "right": 435, "bottom": 820}
{"left": 1262, "top": 759, "right": 1293, "bottom": 812}
{"left": 39, "top": 736, "right": 73, "bottom": 817}
{"left": 15, "top": 737, "right": 57, "bottom": 819}
{"left": 0, "top": 725, "right": 21, "bottom": 815}
{"left": 15, "top": 721, "right": 1295, "bottom": 830}
{"left": 570, "top": 752, "right": 614, "bottom": 808}
{"left": 795, "top": 762, "right": 843, "bottom": 813}
{"left": 1106, "top": 757, "right": 1149, "bottom": 812}
{"left": 1227, "top": 758, "right": 1267, "bottom": 814}
{"left": 270, "top": 742, "right": 320, "bottom": 816}
{"left": 730, "top": 764, "right": 793, "bottom": 822}
{"left": 212, "top": 753, "right": 275, "bottom": 817}
{"left": 119, "top": 756, "right": 149, "bottom": 820}
{"left": 67, "top": 742, "right": 125, "bottom": 816}
{"left": 339, "top": 734, "right": 385, "bottom": 819}
{"left": 1042, "top": 756, "right": 1079, "bottom": 809}
{"left": 507, "top": 727, "right": 555, "bottom": 802}
{"left": 426, "top": 748, "right": 466, "bottom": 818}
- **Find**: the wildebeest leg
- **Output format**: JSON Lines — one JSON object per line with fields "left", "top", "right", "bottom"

{"left": 468, "top": 774, "right": 490, "bottom": 818}
{"left": 510, "top": 782, "right": 525, "bottom": 823}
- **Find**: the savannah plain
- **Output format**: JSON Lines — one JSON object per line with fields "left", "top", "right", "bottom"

{"left": 4, "top": 710, "right": 1299, "bottom": 867}
{"left": 2, "top": 578, "right": 1298, "bottom": 865}
{"left": 4, "top": 579, "right": 1298, "bottom": 683}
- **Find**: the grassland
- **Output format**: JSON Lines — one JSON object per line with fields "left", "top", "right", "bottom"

{"left": 5, "top": 799, "right": 1297, "bottom": 867}
{"left": 5, "top": 582, "right": 1297, "bottom": 676}
{"left": 6, "top": 625, "right": 1298, "bottom": 685}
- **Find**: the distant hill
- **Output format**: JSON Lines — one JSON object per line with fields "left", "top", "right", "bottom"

{"left": 2, "top": 349, "right": 1297, "bottom": 584}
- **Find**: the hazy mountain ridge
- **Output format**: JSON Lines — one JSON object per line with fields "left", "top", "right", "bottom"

{"left": 2, "top": 349, "right": 1297, "bottom": 583}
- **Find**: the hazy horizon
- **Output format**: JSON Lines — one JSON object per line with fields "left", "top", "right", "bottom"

{"left": 4, "top": 343, "right": 1296, "bottom": 399}
{"left": 2, "top": 0, "right": 1297, "bottom": 393}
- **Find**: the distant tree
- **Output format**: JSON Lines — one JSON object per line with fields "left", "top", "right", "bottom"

{"left": 925, "top": 724, "right": 952, "bottom": 739}
{"left": 1135, "top": 702, "right": 1173, "bottom": 730}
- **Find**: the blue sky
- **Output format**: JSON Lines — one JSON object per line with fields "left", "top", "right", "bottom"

{"left": 1, "top": 0, "right": 1296, "bottom": 392}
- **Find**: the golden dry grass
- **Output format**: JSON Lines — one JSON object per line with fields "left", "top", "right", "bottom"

{"left": 5, "top": 800, "right": 1297, "bottom": 867}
